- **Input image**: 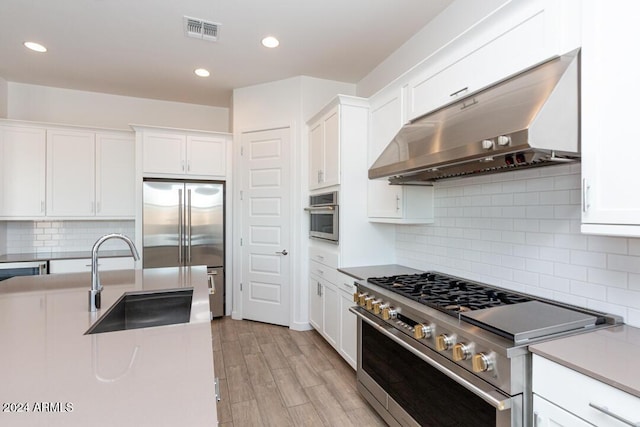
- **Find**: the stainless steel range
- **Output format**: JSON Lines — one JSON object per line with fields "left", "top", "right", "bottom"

{"left": 350, "top": 271, "right": 622, "bottom": 427}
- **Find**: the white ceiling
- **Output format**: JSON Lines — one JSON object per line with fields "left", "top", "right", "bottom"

{"left": 0, "top": 0, "right": 453, "bottom": 108}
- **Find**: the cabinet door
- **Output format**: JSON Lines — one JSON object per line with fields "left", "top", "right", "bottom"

{"left": 95, "top": 133, "right": 135, "bottom": 217}
{"left": 142, "top": 132, "right": 186, "bottom": 175}
{"left": 533, "top": 395, "right": 592, "bottom": 427}
{"left": 581, "top": 1, "right": 640, "bottom": 235}
{"left": 187, "top": 135, "right": 226, "bottom": 177}
{"left": 46, "top": 129, "right": 95, "bottom": 216}
{"left": 309, "top": 121, "right": 324, "bottom": 190}
{"left": 338, "top": 284, "right": 357, "bottom": 369}
{"left": 322, "top": 108, "right": 340, "bottom": 188}
{"left": 322, "top": 279, "right": 339, "bottom": 348}
{"left": 309, "top": 276, "right": 323, "bottom": 331}
{"left": 0, "top": 126, "right": 46, "bottom": 217}
{"left": 368, "top": 89, "right": 404, "bottom": 219}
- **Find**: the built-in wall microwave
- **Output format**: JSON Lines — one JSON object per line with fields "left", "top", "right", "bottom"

{"left": 305, "top": 191, "right": 339, "bottom": 243}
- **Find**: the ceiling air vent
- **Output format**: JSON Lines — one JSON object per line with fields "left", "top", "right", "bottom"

{"left": 184, "top": 16, "right": 220, "bottom": 42}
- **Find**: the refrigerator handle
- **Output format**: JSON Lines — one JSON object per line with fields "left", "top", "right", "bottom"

{"left": 178, "top": 188, "right": 183, "bottom": 265}
{"left": 208, "top": 272, "right": 215, "bottom": 295}
{"left": 187, "top": 189, "right": 192, "bottom": 263}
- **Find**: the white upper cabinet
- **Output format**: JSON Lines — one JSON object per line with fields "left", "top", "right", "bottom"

{"left": 187, "top": 134, "right": 227, "bottom": 177}
{"left": 141, "top": 128, "right": 229, "bottom": 179}
{"left": 406, "top": 0, "right": 581, "bottom": 122}
{"left": 0, "top": 125, "right": 46, "bottom": 218}
{"left": 581, "top": 0, "right": 640, "bottom": 236}
{"left": 368, "top": 86, "right": 434, "bottom": 224}
{"left": 47, "top": 129, "right": 135, "bottom": 218}
{"left": 142, "top": 132, "right": 186, "bottom": 175}
{"left": 46, "top": 129, "right": 96, "bottom": 217}
{"left": 309, "top": 105, "right": 340, "bottom": 190}
{"left": 95, "top": 132, "right": 135, "bottom": 217}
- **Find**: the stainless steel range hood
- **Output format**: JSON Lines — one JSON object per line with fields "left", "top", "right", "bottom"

{"left": 369, "top": 50, "right": 580, "bottom": 184}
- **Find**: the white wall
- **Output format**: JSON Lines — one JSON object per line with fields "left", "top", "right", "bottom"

{"left": 0, "top": 77, "right": 7, "bottom": 118}
{"left": 7, "top": 82, "right": 229, "bottom": 132}
{"left": 357, "top": 0, "right": 509, "bottom": 98}
{"left": 396, "top": 164, "right": 640, "bottom": 328}
{"left": 232, "top": 76, "right": 355, "bottom": 330}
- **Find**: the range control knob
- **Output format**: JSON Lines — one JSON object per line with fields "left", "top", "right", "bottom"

{"left": 367, "top": 299, "right": 381, "bottom": 311}
{"left": 435, "top": 334, "right": 455, "bottom": 351}
{"left": 382, "top": 307, "right": 397, "bottom": 320}
{"left": 414, "top": 324, "right": 433, "bottom": 340}
{"left": 481, "top": 139, "right": 494, "bottom": 150}
{"left": 472, "top": 352, "right": 494, "bottom": 373}
{"left": 358, "top": 294, "right": 370, "bottom": 307}
{"left": 453, "top": 343, "right": 473, "bottom": 361}
{"left": 497, "top": 135, "right": 511, "bottom": 146}
{"left": 376, "top": 303, "right": 389, "bottom": 315}
{"left": 352, "top": 292, "right": 361, "bottom": 303}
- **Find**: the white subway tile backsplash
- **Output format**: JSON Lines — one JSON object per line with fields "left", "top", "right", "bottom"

{"left": 570, "top": 280, "right": 607, "bottom": 301}
{"left": 608, "top": 254, "right": 640, "bottom": 274}
{"left": 570, "top": 250, "right": 607, "bottom": 269}
{"left": 395, "top": 165, "right": 640, "bottom": 327}
{"left": 607, "top": 288, "right": 640, "bottom": 310}
{"left": 526, "top": 176, "right": 555, "bottom": 192}
{"left": 587, "top": 267, "right": 627, "bottom": 289}
{"left": 628, "top": 239, "right": 640, "bottom": 256}
{"left": 5, "top": 220, "right": 135, "bottom": 254}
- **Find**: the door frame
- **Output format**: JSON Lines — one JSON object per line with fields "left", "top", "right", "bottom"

{"left": 233, "top": 122, "right": 308, "bottom": 330}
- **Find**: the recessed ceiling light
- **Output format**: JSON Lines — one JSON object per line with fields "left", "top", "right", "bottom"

{"left": 24, "top": 41, "right": 47, "bottom": 53}
{"left": 194, "top": 68, "right": 210, "bottom": 77}
{"left": 261, "top": 36, "right": 279, "bottom": 48}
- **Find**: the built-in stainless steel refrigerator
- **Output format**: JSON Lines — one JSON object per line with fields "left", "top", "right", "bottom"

{"left": 142, "top": 179, "right": 224, "bottom": 317}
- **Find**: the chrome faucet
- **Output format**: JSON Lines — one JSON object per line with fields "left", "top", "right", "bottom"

{"left": 89, "top": 233, "right": 140, "bottom": 312}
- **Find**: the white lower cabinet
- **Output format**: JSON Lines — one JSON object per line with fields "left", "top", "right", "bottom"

{"left": 308, "top": 246, "right": 357, "bottom": 369}
{"left": 337, "top": 277, "right": 357, "bottom": 369}
{"left": 533, "top": 395, "right": 591, "bottom": 427}
{"left": 49, "top": 257, "right": 136, "bottom": 274}
{"left": 309, "top": 277, "right": 323, "bottom": 331}
{"left": 533, "top": 354, "right": 640, "bottom": 427}
{"left": 321, "top": 279, "right": 339, "bottom": 348}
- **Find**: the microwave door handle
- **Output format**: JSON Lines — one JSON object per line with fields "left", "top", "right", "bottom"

{"left": 304, "top": 206, "right": 335, "bottom": 212}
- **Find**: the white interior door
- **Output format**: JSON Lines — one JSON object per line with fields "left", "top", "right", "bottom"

{"left": 241, "top": 127, "right": 290, "bottom": 326}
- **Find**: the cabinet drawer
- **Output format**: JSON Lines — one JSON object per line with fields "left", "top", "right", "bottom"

{"left": 309, "top": 245, "right": 338, "bottom": 269}
{"left": 309, "top": 260, "right": 338, "bottom": 285}
{"left": 533, "top": 355, "right": 640, "bottom": 426}
{"left": 336, "top": 272, "right": 356, "bottom": 294}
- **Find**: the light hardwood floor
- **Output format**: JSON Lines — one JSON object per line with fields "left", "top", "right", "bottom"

{"left": 211, "top": 316, "right": 387, "bottom": 427}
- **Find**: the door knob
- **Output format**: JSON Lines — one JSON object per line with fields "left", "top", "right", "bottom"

{"left": 275, "top": 249, "right": 288, "bottom": 256}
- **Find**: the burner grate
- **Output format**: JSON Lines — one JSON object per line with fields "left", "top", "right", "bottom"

{"left": 367, "top": 272, "right": 530, "bottom": 317}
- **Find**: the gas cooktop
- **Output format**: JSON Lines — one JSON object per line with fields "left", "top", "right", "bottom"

{"left": 367, "top": 271, "right": 532, "bottom": 316}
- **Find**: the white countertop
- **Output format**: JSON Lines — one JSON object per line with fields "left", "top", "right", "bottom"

{"left": 0, "top": 267, "right": 217, "bottom": 426}
{"left": 530, "top": 325, "right": 640, "bottom": 399}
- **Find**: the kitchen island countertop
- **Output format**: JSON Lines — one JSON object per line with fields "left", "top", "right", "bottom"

{"left": 0, "top": 266, "right": 217, "bottom": 426}
{"left": 530, "top": 324, "right": 640, "bottom": 399}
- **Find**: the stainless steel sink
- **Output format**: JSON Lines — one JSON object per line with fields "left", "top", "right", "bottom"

{"left": 85, "top": 288, "right": 193, "bottom": 334}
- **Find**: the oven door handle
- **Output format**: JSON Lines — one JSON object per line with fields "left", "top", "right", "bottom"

{"left": 350, "top": 307, "right": 512, "bottom": 411}
{"left": 304, "top": 206, "right": 336, "bottom": 212}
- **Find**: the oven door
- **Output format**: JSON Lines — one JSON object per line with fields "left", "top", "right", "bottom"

{"left": 351, "top": 308, "right": 523, "bottom": 427}
{"left": 306, "top": 205, "right": 339, "bottom": 242}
